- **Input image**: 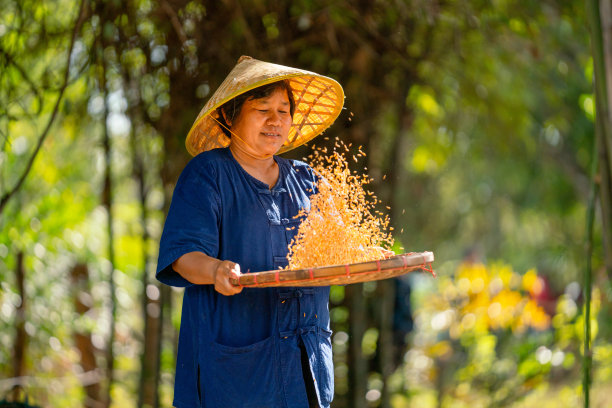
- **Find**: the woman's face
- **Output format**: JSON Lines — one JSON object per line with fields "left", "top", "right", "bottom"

{"left": 229, "top": 88, "right": 292, "bottom": 157}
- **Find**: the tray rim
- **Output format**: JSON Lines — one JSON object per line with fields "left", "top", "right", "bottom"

{"left": 230, "top": 251, "right": 435, "bottom": 288}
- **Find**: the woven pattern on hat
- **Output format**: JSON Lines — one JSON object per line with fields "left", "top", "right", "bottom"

{"left": 186, "top": 56, "right": 344, "bottom": 156}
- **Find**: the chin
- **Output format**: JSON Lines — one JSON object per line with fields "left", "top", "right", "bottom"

{"left": 264, "top": 148, "right": 281, "bottom": 156}
{"left": 260, "top": 143, "right": 285, "bottom": 156}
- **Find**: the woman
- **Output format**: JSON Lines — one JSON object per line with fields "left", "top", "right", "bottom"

{"left": 156, "top": 56, "right": 344, "bottom": 408}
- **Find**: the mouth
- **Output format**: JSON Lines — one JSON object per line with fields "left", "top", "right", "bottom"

{"left": 261, "top": 132, "right": 281, "bottom": 138}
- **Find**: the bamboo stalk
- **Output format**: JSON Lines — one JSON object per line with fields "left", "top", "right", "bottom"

{"left": 583, "top": 131, "right": 599, "bottom": 408}
{"left": 599, "top": 0, "right": 612, "bottom": 181}
{"left": 585, "top": 1, "right": 612, "bottom": 405}
{"left": 598, "top": 0, "right": 612, "bottom": 275}
{"left": 589, "top": 0, "right": 612, "bottom": 171}
{"left": 589, "top": 0, "right": 612, "bottom": 277}
{"left": 598, "top": 128, "right": 612, "bottom": 275}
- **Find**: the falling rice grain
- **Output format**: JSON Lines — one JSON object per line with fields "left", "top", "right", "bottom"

{"left": 286, "top": 139, "right": 394, "bottom": 270}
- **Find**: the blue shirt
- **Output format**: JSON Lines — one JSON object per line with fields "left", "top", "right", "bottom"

{"left": 156, "top": 147, "right": 333, "bottom": 408}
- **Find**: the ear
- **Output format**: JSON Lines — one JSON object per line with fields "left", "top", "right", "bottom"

{"left": 221, "top": 110, "right": 232, "bottom": 127}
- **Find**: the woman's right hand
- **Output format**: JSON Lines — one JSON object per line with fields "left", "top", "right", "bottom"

{"left": 213, "top": 260, "right": 243, "bottom": 296}
{"left": 172, "top": 252, "right": 243, "bottom": 296}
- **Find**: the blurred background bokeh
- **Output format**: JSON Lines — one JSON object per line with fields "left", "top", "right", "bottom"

{"left": 1, "top": 0, "right": 611, "bottom": 407}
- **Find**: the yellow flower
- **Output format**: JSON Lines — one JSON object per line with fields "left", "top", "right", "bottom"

{"left": 489, "top": 289, "right": 522, "bottom": 329}
{"left": 522, "top": 268, "right": 544, "bottom": 296}
{"left": 518, "top": 299, "right": 551, "bottom": 331}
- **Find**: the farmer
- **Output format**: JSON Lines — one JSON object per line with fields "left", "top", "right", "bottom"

{"left": 156, "top": 56, "right": 344, "bottom": 408}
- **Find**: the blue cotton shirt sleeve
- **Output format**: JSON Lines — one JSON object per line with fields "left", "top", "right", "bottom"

{"left": 156, "top": 156, "right": 221, "bottom": 287}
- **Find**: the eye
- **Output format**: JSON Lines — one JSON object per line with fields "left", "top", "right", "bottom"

{"left": 257, "top": 109, "right": 268, "bottom": 113}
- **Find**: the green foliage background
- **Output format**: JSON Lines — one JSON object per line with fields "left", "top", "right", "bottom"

{"left": 0, "top": 0, "right": 610, "bottom": 407}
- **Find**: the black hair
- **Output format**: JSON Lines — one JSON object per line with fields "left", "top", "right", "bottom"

{"left": 216, "top": 80, "right": 296, "bottom": 138}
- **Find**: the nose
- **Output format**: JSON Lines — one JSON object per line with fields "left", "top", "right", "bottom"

{"left": 266, "top": 111, "right": 282, "bottom": 126}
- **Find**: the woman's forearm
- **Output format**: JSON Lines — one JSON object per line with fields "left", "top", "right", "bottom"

{"left": 172, "top": 251, "right": 221, "bottom": 285}
{"left": 172, "top": 251, "right": 243, "bottom": 296}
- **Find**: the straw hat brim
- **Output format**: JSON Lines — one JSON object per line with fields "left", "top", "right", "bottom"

{"left": 186, "top": 56, "right": 345, "bottom": 156}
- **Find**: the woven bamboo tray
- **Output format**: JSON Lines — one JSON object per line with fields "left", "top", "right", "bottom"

{"left": 229, "top": 252, "right": 435, "bottom": 288}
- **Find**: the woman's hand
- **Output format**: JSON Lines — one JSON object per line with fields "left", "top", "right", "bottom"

{"left": 213, "top": 260, "right": 243, "bottom": 296}
{"left": 172, "top": 252, "right": 243, "bottom": 296}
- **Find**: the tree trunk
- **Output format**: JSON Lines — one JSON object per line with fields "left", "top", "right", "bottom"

{"left": 94, "top": 11, "right": 116, "bottom": 404}
{"left": 130, "top": 103, "right": 162, "bottom": 408}
{"left": 70, "top": 263, "right": 102, "bottom": 407}
{"left": 12, "top": 251, "right": 26, "bottom": 400}
{"left": 347, "top": 284, "right": 368, "bottom": 408}
{"left": 376, "top": 83, "right": 415, "bottom": 408}
{"left": 376, "top": 279, "right": 396, "bottom": 408}
{"left": 435, "top": 358, "right": 446, "bottom": 408}
{"left": 139, "top": 283, "right": 162, "bottom": 408}
{"left": 102, "top": 121, "right": 116, "bottom": 408}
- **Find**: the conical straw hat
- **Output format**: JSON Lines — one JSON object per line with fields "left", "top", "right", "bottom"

{"left": 185, "top": 56, "right": 345, "bottom": 156}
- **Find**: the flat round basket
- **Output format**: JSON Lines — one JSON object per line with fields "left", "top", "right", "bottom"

{"left": 230, "top": 252, "right": 435, "bottom": 288}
